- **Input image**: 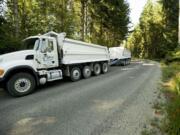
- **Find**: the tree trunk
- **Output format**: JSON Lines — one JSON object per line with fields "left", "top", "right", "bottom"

{"left": 21, "top": 0, "right": 27, "bottom": 37}
{"left": 81, "top": 0, "right": 86, "bottom": 41}
{"left": 178, "top": 0, "right": 180, "bottom": 44}
{"left": 85, "top": 1, "right": 88, "bottom": 38}
{"left": 13, "top": 0, "right": 19, "bottom": 38}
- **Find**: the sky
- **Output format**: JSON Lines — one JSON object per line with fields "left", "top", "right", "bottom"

{"left": 127, "top": 0, "right": 148, "bottom": 28}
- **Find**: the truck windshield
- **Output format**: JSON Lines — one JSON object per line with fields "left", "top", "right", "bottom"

{"left": 21, "top": 38, "right": 39, "bottom": 50}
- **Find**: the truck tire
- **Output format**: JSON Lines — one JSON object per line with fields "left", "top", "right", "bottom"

{"left": 128, "top": 59, "right": 130, "bottom": 65}
{"left": 125, "top": 59, "right": 127, "bottom": 65}
{"left": 115, "top": 60, "right": 120, "bottom": 66}
{"left": 6, "top": 72, "right": 36, "bottom": 97}
{"left": 82, "top": 66, "right": 91, "bottom": 79}
{"left": 93, "top": 63, "right": 101, "bottom": 76}
{"left": 102, "top": 62, "right": 108, "bottom": 73}
{"left": 70, "top": 67, "right": 81, "bottom": 81}
{"left": 122, "top": 60, "right": 126, "bottom": 66}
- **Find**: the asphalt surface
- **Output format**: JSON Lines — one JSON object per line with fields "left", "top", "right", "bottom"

{"left": 0, "top": 60, "right": 161, "bottom": 135}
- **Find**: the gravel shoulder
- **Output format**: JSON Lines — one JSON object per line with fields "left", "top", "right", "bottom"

{"left": 101, "top": 61, "right": 161, "bottom": 135}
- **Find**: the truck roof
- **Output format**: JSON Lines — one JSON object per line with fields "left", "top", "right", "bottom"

{"left": 109, "top": 46, "right": 125, "bottom": 49}
{"left": 23, "top": 35, "right": 50, "bottom": 41}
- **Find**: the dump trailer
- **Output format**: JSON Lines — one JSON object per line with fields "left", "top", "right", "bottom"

{"left": 109, "top": 47, "right": 131, "bottom": 66}
{"left": 0, "top": 31, "right": 110, "bottom": 96}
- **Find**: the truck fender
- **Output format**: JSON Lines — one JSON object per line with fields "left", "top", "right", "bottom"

{"left": 3, "top": 66, "right": 39, "bottom": 86}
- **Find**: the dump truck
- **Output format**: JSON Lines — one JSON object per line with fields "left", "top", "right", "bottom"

{"left": 0, "top": 31, "right": 110, "bottom": 96}
{"left": 109, "top": 47, "right": 131, "bottom": 66}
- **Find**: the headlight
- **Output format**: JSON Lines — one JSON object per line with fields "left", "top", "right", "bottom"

{"left": 0, "top": 68, "right": 4, "bottom": 76}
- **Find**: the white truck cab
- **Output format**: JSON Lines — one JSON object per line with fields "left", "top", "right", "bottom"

{"left": 0, "top": 31, "right": 110, "bottom": 97}
{"left": 0, "top": 35, "right": 63, "bottom": 96}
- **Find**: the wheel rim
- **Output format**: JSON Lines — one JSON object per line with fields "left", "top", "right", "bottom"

{"left": 95, "top": 65, "right": 100, "bottom": 74}
{"left": 103, "top": 63, "right": 108, "bottom": 72}
{"left": 73, "top": 70, "right": 80, "bottom": 80}
{"left": 14, "top": 78, "right": 31, "bottom": 93}
{"left": 84, "top": 68, "right": 91, "bottom": 77}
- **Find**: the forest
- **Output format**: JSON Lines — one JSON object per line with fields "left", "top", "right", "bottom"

{"left": 0, "top": 0, "right": 130, "bottom": 54}
{"left": 0, "top": 0, "right": 179, "bottom": 59}
{"left": 127, "top": 0, "right": 179, "bottom": 59}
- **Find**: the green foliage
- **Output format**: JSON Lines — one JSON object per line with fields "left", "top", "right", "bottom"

{"left": 166, "top": 95, "right": 180, "bottom": 135}
{"left": 0, "top": 0, "right": 130, "bottom": 54}
{"left": 0, "top": 38, "right": 21, "bottom": 54}
{"left": 174, "top": 74, "right": 180, "bottom": 94}
{"left": 165, "top": 48, "right": 180, "bottom": 62}
{"left": 0, "top": 15, "right": 21, "bottom": 54}
{"left": 5, "top": 0, "right": 78, "bottom": 38}
{"left": 161, "top": 0, "right": 179, "bottom": 51}
{"left": 90, "top": 0, "right": 130, "bottom": 46}
{"left": 161, "top": 62, "right": 180, "bottom": 135}
{"left": 162, "top": 62, "right": 180, "bottom": 82}
{"left": 127, "top": 0, "right": 178, "bottom": 59}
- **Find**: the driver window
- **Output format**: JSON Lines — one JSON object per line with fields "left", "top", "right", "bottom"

{"left": 47, "top": 40, "right": 54, "bottom": 53}
{"left": 40, "top": 39, "right": 54, "bottom": 53}
{"left": 41, "top": 39, "right": 47, "bottom": 53}
{"left": 34, "top": 39, "right": 40, "bottom": 50}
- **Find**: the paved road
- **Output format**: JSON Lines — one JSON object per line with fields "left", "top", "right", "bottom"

{"left": 0, "top": 61, "right": 161, "bottom": 135}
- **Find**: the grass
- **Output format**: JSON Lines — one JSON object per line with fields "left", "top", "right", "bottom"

{"left": 141, "top": 61, "right": 180, "bottom": 135}
{"left": 141, "top": 130, "right": 157, "bottom": 135}
{"left": 161, "top": 62, "right": 180, "bottom": 81}
{"left": 164, "top": 95, "right": 180, "bottom": 135}
{"left": 161, "top": 62, "right": 180, "bottom": 135}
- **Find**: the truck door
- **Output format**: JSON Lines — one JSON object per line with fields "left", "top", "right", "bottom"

{"left": 36, "top": 38, "right": 59, "bottom": 69}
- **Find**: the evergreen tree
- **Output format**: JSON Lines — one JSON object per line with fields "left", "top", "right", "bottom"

{"left": 127, "top": 0, "right": 178, "bottom": 59}
{"left": 0, "top": 0, "right": 130, "bottom": 53}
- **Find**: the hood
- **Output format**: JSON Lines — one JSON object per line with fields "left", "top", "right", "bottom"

{"left": 0, "top": 50, "right": 35, "bottom": 64}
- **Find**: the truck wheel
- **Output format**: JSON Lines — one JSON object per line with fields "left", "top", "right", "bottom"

{"left": 117, "top": 61, "right": 121, "bottom": 66}
{"left": 6, "top": 73, "right": 36, "bottom": 97}
{"left": 127, "top": 59, "right": 130, "bottom": 65}
{"left": 93, "top": 63, "right": 101, "bottom": 76}
{"left": 102, "top": 62, "right": 109, "bottom": 73}
{"left": 122, "top": 60, "right": 126, "bottom": 66}
{"left": 70, "top": 67, "right": 81, "bottom": 81}
{"left": 82, "top": 66, "right": 91, "bottom": 79}
{"left": 125, "top": 59, "right": 127, "bottom": 65}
